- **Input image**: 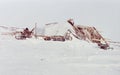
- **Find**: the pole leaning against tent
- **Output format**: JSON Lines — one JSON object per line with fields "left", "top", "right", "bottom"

{"left": 67, "top": 19, "right": 81, "bottom": 35}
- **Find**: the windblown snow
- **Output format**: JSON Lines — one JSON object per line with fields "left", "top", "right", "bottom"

{"left": 0, "top": 24, "right": 120, "bottom": 75}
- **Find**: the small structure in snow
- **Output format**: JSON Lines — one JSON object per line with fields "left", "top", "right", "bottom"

{"left": 67, "top": 19, "right": 110, "bottom": 49}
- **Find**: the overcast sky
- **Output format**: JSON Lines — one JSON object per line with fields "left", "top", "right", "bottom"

{"left": 0, "top": 0, "right": 120, "bottom": 41}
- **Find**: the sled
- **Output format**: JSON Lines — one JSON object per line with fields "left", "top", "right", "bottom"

{"left": 15, "top": 32, "right": 26, "bottom": 40}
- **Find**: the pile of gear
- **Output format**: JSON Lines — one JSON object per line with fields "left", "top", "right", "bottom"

{"left": 15, "top": 28, "right": 34, "bottom": 40}
{"left": 67, "top": 19, "right": 110, "bottom": 50}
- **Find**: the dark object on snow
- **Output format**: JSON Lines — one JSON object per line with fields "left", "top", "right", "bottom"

{"left": 15, "top": 32, "right": 26, "bottom": 40}
{"left": 43, "top": 36, "right": 65, "bottom": 42}
{"left": 44, "top": 36, "right": 51, "bottom": 41}
{"left": 15, "top": 27, "right": 34, "bottom": 40}
{"left": 51, "top": 36, "right": 65, "bottom": 41}
{"left": 98, "top": 43, "right": 109, "bottom": 50}
{"left": 23, "top": 28, "right": 32, "bottom": 38}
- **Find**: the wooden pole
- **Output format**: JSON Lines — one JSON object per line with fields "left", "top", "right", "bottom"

{"left": 93, "top": 27, "right": 109, "bottom": 47}
{"left": 35, "top": 22, "right": 37, "bottom": 38}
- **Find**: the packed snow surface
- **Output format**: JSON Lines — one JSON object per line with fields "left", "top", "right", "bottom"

{"left": 0, "top": 26, "right": 120, "bottom": 75}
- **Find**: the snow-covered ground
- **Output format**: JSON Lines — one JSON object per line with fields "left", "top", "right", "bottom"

{"left": 0, "top": 26, "right": 120, "bottom": 75}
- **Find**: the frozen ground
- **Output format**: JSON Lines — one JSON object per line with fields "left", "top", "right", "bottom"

{"left": 0, "top": 35, "right": 120, "bottom": 75}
